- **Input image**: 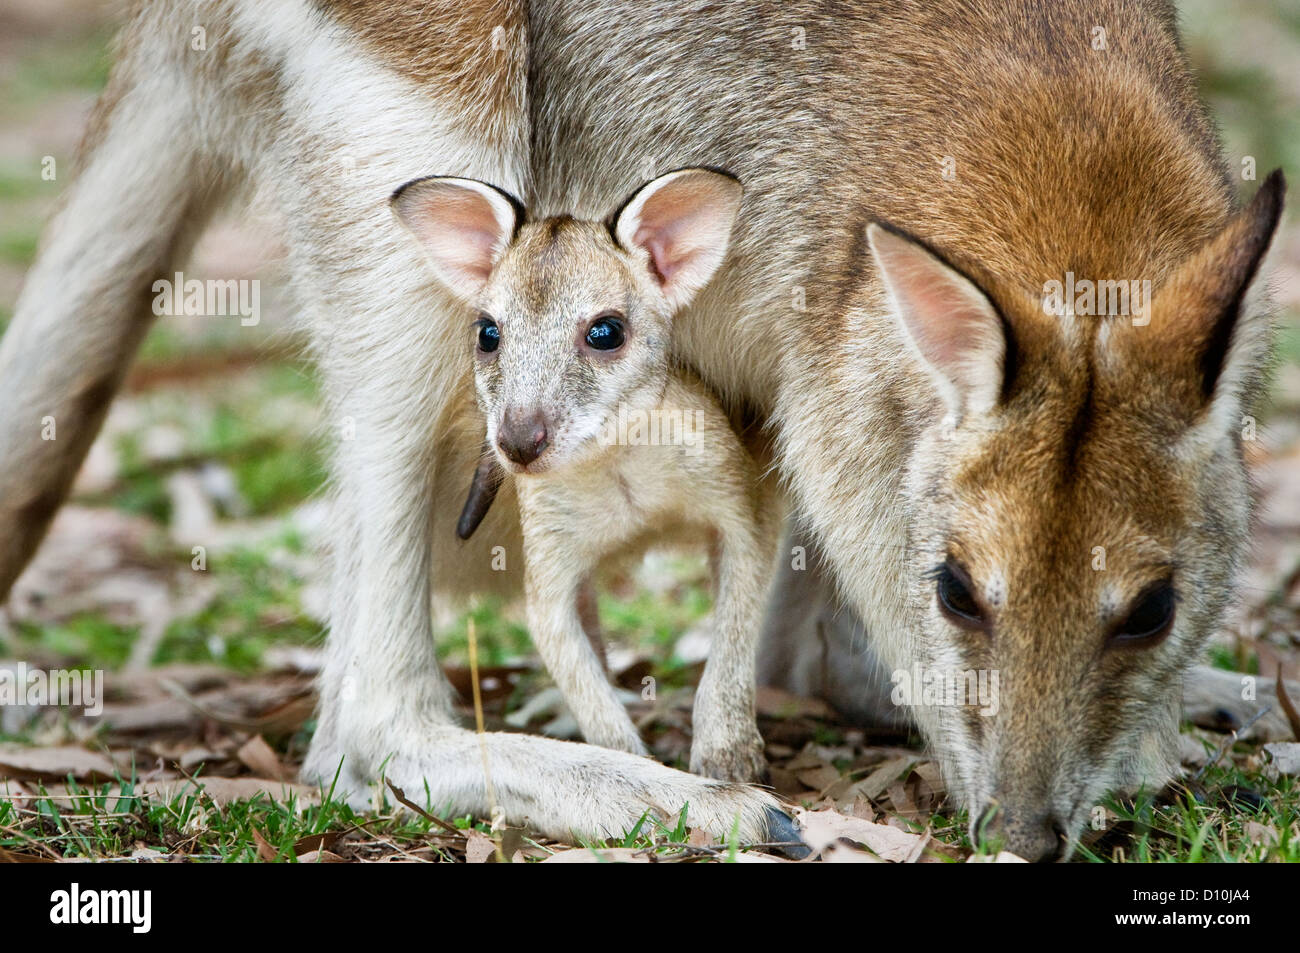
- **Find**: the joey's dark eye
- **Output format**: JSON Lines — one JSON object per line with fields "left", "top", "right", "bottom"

{"left": 934, "top": 561, "right": 987, "bottom": 630}
{"left": 476, "top": 317, "right": 500, "bottom": 354}
{"left": 585, "top": 315, "right": 625, "bottom": 351}
{"left": 1110, "top": 583, "right": 1176, "bottom": 647}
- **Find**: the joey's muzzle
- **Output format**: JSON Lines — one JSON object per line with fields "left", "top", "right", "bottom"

{"left": 497, "top": 408, "right": 550, "bottom": 467}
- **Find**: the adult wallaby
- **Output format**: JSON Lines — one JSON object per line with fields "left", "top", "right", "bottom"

{"left": 0, "top": 0, "right": 1284, "bottom": 859}
{"left": 390, "top": 168, "right": 779, "bottom": 782}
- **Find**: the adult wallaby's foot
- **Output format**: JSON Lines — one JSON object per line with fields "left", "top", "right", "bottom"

{"left": 304, "top": 719, "right": 796, "bottom": 846}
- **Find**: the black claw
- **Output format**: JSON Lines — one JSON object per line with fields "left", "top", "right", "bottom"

{"left": 764, "top": 806, "right": 811, "bottom": 859}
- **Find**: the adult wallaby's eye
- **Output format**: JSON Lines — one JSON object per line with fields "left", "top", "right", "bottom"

{"left": 1110, "top": 583, "right": 1176, "bottom": 647}
{"left": 476, "top": 317, "right": 500, "bottom": 354}
{"left": 585, "top": 315, "right": 625, "bottom": 351}
{"left": 934, "top": 560, "right": 987, "bottom": 631}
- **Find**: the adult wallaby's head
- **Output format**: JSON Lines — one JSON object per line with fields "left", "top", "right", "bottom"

{"left": 391, "top": 168, "right": 742, "bottom": 482}
{"left": 863, "top": 170, "right": 1285, "bottom": 861}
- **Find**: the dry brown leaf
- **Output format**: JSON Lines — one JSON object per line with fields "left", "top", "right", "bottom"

{"left": 137, "top": 776, "right": 319, "bottom": 808}
{"left": 755, "top": 685, "right": 835, "bottom": 719}
{"left": 794, "top": 806, "right": 925, "bottom": 862}
{"left": 1244, "top": 821, "right": 1280, "bottom": 846}
{"left": 820, "top": 841, "right": 884, "bottom": 863}
{"left": 0, "top": 745, "right": 120, "bottom": 782}
{"left": 510, "top": 845, "right": 550, "bottom": 863}
{"left": 297, "top": 849, "right": 346, "bottom": 863}
{"left": 767, "top": 766, "right": 808, "bottom": 799}
{"left": 237, "top": 735, "right": 291, "bottom": 782}
{"left": 855, "top": 756, "right": 917, "bottom": 800}
{"left": 99, "top": 698, "right": 201, "bottom": 734}
{"left": 784, "top": 743, "right": 833, "bottom": 772}
{"left": 1263, "top": 742, "right": 1300, "bottom": 777}
{"left": 250, "top": 827, "right": 279, "bottom": 862}
{"left": 464, "top": 829, "right": 498, "bottom": 864}
{"left": 0, "top": 846, "right": 56, "bottom": 864}
{"left": 730, "top": 851, "right": 792, "bottom": 863}
{"left": 250, "top": 692, "right": 316, "bottom": 736}
{"left": 796, "top": 763, "right": 841, "bottom": 791}
{"left": 540, "top": 847, "right": 651, "bottom": 863}
{"left": 885, "top": 780, "right": 919, "bottom": 818}
{"left": 910, "top": 761, "right": 946, "bottom": 801}
{"left": 292, "top": 831, "right": 343, "bottom": 856}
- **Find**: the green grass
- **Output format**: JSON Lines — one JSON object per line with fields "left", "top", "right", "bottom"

{"left": 9, "top": 743, "right": 1290, "bottom": 862}
{"left": 157, "top": 540, "right": 321, "bottom": 671}
{"left": 1077, "top": 766, "right": 1300, "bottom": 863}
{"left": 100, "top": 366, "right": 326, "bottom": 523}
{"left": 0, "top": 28, "right": 113, "bottom": 111}
{"left": 3, "top": 616, "right": 136, "bottom": 671}
{"left": 0, "top": 224, "right": 40, "bottom": 266}
{"left": 2, "top": 535, "right": 319, "bottom": 675}
{"left": 0, "top": 770, "right": 768, "bottom": 863}
{"left": 0, "top": 775, "right": 452, "bottom": 863}
{"left": 0, "top": 167, "right": 57, "bottom": 201}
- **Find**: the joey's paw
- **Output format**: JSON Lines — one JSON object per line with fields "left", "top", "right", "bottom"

{"left": 690, "top": 729, "right": 769, "bottom": 784}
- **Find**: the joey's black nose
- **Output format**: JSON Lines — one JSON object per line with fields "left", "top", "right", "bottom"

{"left": 497, "top": 408, "right": 549, "bottom": 466}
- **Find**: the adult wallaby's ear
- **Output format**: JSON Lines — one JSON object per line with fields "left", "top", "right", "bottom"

{"left": 868, "top": 223, "right": 1009, "bottom": 421}
{"left": 391, "top": 176, "right": 523, "bottom": 297}
{"left": 1129, "top": 169, "right": 1285, "bottom": 434}
{"left": 612, "top": 168, "right": 743, "bottom": 310}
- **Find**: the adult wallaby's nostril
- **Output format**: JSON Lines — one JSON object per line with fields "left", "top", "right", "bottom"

{"left": 1046, "top": 819, "right": 1069, "bottom": 862}
{"left": 976, "top": 801, "right": 1068, "bottom": 862}
{"left": 498, "top": 409, "right": 549, "bottom": 466}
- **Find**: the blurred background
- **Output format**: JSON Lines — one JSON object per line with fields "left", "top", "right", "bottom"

{"left": 0, "top": 0, "right": 1296, "bottom": 860}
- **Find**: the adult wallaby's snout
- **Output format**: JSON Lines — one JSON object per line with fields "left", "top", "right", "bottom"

{"left": 976, "top": 802, "right": 1068, "bottom": 864}
{"left": 497, "top": 406, "right": 550, "bottom": 468}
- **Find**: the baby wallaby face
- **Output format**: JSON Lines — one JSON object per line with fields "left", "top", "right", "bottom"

{"left": 391, "top": 169, "right": 742, "bottom": 476}
{"left": 469, "top": 218, "right": 672, "bottom": 474}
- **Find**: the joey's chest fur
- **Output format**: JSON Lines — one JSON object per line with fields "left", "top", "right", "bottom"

{"left": 514, "top": 374, "right": 744, "bottom": 564}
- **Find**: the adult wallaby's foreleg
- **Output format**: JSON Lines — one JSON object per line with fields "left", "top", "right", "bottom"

{"left": 0, "top": 22, "right": 225, "bottom": 596}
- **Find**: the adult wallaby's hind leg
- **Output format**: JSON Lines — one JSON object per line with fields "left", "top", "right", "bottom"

{"left": 0, "top": 9, "right": 230, "bottom": 596}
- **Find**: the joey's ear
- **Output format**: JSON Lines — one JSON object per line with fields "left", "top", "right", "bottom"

{"left": 1135, "top": 169, "right": 1285, "bottom": 432}
{"left": 390, "top": 176, "right": 523, "bottom": 296}
{"left": 868, "top": 223, "right": 1009, "bottom": 420}
{"left": 611, "top": 168, "right": 742, "bottom": 310}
